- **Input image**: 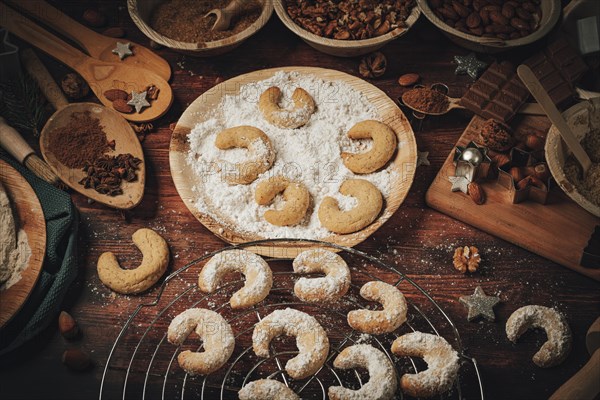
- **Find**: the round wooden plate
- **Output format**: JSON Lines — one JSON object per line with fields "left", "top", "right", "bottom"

{"left": 0, "top": 160, "right": 46, "bottom": 328}
{"left": 169, "top": 67, "right": 417, "bottom": 257}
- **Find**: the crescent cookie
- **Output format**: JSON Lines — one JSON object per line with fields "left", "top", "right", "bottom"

{"left": 167, "top": 308, "right": 235, "bottom": 376}
{"left": 259, "top": 86, "right": 316, "bottom": 129}
{"left": 347, "top": 281, "right": 407, "bottom": 334}
{"left": 506, "top": 305, "right": 572, "bottom": 368}
{"left": 328, "top": 344, "right": 398, "bottom": 400}
{"left": 252, "top": 308, "right": 329, "bottom": 379}
{"left": 318, "top": 179, "right": 383, "bottom": 234}
{"left": 97, "top": 228, "right": 170, "bottom": 294}
{"left": 198, "top": 249, "right": 273, "bottom": 309}
{"left": 238, "top": 379, "right": 300, "bottom": 400}
{"left": 255, "top": 176, "right": 310, "bottom": 226}
{"left": 215, "top": 126, "right": 275, "bottom": 185}
{"left": 292, "top": 249, "right": 351, "bottom": 302}
{"left": 391, "top": 332, "right": 460, "bottom": 398}
{"left": 341, "top": 120, "right": 397, "bottom": 174}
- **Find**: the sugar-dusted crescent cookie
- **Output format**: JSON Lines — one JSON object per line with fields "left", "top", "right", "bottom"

{"left": 341, "top": 120, "right": 397, "bottom": 174}
{"left": 215, "top": 126, "right": 275, "bottom": 185}
{"left": 167, "top": 308, "right": 235, "bottom": 376}
{"left": 292, "top": 249, "right": 351, "bottom": 302}
{"left": 391, "top": 332, "right": 460, "bottom": 398}
{"left": 198, "top": 249, "right": 273, "bottom": 309}
{"left": 318, "top": 179, "right": 383, "bottom": 234}
{"left": 255, "top": 176, "right": 310, "bottom": 226}
{"left": 506, "top": 305, "right": 572, "bottom": 368}
{"left": 238, "top": 379, "right": 300, "bottom": 400}
{"left": 97, "top": 228, "right": 170, "bottom": 294}
{"left": 328, "top": 344, "right": 398, "bottom": 400}
{"left": 259, "top": 86, "right": 316, "bottom": 129}
{"left": 252, "top": 308, "right": 329, "bottom": 379}
{"left": 347, "top": 281, "right": 407, "bottom": 334}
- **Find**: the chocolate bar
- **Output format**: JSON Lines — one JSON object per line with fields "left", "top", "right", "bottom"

{"left": 524, "top": 37, "right": 588, "bottom": 109}
{"left": 460, "top": 61, "right": 530, "bottom": 123}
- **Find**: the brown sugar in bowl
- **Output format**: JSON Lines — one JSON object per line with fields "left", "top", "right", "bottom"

{"left": 127, "top": 0, "right": 273, "bottom": 57}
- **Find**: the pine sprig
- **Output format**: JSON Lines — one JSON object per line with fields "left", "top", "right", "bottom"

{"left": 0, "top": 72, "right": 48, "bottom": 137}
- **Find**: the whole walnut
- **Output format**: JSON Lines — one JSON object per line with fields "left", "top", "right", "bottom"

{"left": 359, "top": 52, "right": 387, "bottom": 79}
{"left": 61, "top": 73, "right": 90, "bottom": 100}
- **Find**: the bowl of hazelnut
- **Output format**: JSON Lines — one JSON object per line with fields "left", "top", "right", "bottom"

{"left": 274, "top": 0, "right": 421, "bottom": 57}
{"left": 417, "top": 0, "right": 561, "bottom": 53}
{"left": 128, "top": 0, "right": 273, "bottom": 56}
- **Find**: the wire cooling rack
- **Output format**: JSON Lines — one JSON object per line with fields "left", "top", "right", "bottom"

{"left": 99, "top": 239, "right": 484, "bottom": 399}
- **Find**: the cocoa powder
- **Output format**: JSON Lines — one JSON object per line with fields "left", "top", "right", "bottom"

{"left": 402, "top": 87, "right": 449, "bottom": 114}
{"left": 47, "top": 111, "right": 110, "bottom": 169}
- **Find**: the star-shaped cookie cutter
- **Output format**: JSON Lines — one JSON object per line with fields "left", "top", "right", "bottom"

{"left": 497, "top": 147, "right": 550, "bottom": 204}
{"left": 397, "top": 82, "right": 449, "bottom": 132}
{"left": 453, "top": 141, "right": 492, "bottom": 182}
{"left": 581, "top": 225, "right": 600, "bottom": 268}
{"left": 0, "top": 28, "right": 21, "bottom": 83}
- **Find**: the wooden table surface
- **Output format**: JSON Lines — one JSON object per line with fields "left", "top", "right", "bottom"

{"left": 1, "top": 1, "right": 599, "bottom": 399}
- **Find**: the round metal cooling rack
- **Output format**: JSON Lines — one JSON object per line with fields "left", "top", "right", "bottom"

{"left": 99, "top": 239, "right": 485, "bottom": 400}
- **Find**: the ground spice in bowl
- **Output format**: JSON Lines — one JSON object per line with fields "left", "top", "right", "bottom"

{"left": 563, "top": 129, "right": 600, "bottom": 207}
{"left": 150, "top": 0, "right": 263, "bottom": 43}
{"left": 402, "top": 87, "right": 449, "bottom": 114}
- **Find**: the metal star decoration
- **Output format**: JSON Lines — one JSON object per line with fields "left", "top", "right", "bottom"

{"left": 454, "top": 53, "right": 488, "bottom": 79}
{"left": 454, "top": 141, "right": 492, "bottom": 181}
{"left": 127, "top": 91, "right": 150, "bottom": 113}
{"left": 112, "top": 42, "right": 133, "bottom": 60}
{"left": 448, "top": 175, "right": 470, "bottom": 194}
{"left": 459, "top": 286, "right": 501, "bottom": 322}
{"left": 417, "top": 151, "right": 430, "bottom": 167}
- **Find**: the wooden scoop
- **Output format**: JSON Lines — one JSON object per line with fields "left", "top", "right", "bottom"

{"left": 518, "top": 64, "right": 592, "bottom": 176}
{"left": 0, "top": 2, "right": 172, "bottom": 123}
{"left": 21, "top": 49, "right": 145, "bottom": 210}
{"left": 7, "top": 0, "right": 171, "bottom": 81}
{"left": 206, "top": 0, "right": 250, "bottom": 31}
{"left": 549, "top": 317, "right": 600, "bottom": 400}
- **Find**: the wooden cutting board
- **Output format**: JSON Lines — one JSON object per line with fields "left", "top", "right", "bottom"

{"left": 426, "top": 114, "right": 600, "bottom": 281}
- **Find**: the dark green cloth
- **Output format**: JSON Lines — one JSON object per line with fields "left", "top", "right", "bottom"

{"left": 0, "top": 154, "right": 79, "bottom": 355}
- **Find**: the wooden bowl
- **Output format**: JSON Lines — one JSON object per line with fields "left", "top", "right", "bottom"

{"left": 127, "top": 0, "right": 273, "bottom": 57}
{"left": 273, "top": 0, "right": 421, "bottom": 57}
{"left": 545, "top": 98, "right": 600, "bottom": 217}
{"left": 416, "top": 0, "right": 561, "bottom": 53}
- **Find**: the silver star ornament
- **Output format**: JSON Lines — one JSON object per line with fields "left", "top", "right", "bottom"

{"left": 112, "top": 42, "right": 133, "bottom": 60}
{"left": 454, "top": 52, "right": 488, "bottom": 79}
{"left": 417, "top": 151, "right": 430, "bottom": 167}
{"left": 459, "top": 286, "right": 501, "bottom": 322}
{"left": 448, "top": 175, "right": 470, "bottom": 194}
{"left": 127, "top": 91, "right": 150, "bottom": 113}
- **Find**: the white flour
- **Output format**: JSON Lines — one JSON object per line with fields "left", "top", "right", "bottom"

{"left": 187, "top": 71, "right": 401, "bottom": 239}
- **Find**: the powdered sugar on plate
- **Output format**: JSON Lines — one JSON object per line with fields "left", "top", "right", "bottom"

{"left": 186, "top": 71, "right": 401, "bottom": 239}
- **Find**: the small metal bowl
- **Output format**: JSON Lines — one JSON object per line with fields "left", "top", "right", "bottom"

{"left": 127, "top": 0, "right": 273, "bottom": 57}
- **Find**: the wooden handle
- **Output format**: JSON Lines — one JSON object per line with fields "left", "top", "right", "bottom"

{"left": 20, "top": 49, "right": 69, "bottom": 110}
{"left": 517, "top": 64, "right": 592, "bottom": 173}
{"left": 225, "top": 0, "right": 250, "bottom": 14}
{"left": 0, "top": 117, "right": 35, "bottom": 163}
{"left": 549, "top": 350, "right": 600, "bottom": 400}
{"left": 0, "top": 2, "right": 86, "bottom": 71}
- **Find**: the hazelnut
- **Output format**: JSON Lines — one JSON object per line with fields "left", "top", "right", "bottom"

{"left": 509, "top": 167, "right": 524, "bottom": 183}
{"left": 58, "top": 311, "right": 79, "bottom": 340}
{"left": 525, "top": 134, "right": 545, "bottom": 151}
{"left": 61, "top": 73, "right": 89, "bottom": 100}
{"left": 62, "top": 349, "right": 91, "bottom": 371}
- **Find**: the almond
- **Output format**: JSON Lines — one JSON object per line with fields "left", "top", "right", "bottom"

{"left": 58, "top": 311, "right": 79, "bottom": 340}
{"left": 468, "top": 182, "right": 485, "bottom": 205}
{"left": 398, "top": 73, "right": 420, "bottom": 87}
{"left": 113, "top": 99, "right": 133, "bottom": 114}
{"left": 62, "top": 349, "right": 91, "bottom": 371}
{"left": 103, "top": 89, "right": 128, "bottom": 101}
{"left": 82, "top": 9, "right": 106, "bottom": 28}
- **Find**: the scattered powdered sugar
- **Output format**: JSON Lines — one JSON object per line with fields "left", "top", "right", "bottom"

{"left": 186, "top": 71, "right": 401, "bottom": 239}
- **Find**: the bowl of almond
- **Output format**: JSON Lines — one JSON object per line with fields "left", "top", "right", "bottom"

{"left": 274, "top": 0, "right": 421, "bottom": 57}
{"left": 416, "top": 0, "right": 561, "bottom": 53}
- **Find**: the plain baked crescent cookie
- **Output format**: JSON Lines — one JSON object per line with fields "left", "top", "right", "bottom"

{"left": 391, "top": 332, "right": 460, "bottom": 398}
{"left": 252, "top": 308, "right": 329, "bottom": 380}
{"left": 255, "top": 176, "right": 310, "bottom": 226}
{"left": 259, "top": 86, "right": 316, "bottom": 129}
{"left": 328, "top": 344, "right": 398, "bottom": 400}
{"left": 347, "top": 281, "right": 407, "bottom": 334}
{"left": 215, "top": 126, "right": 275, "bottom": 185}
{"left": 198, "top": 249, "right": 273, "bottom": 309}
{"left": 97, "top": 228, "right": 170, "bottom": 294}
{"left": 505, "top": 305, "right": 572, "bottom": 368}
{"left": 292, "top": 249, "right": 351, "bottom": 302}
{"left": 318, "top": 179, "right": 383, "bottom": 234}
{"left": 167, "top": 308, "right": 235, "bottom": 376}
{"left": 341, "top": 120, "right": 398, "bottom": 174}
{"left": 238, "top": 379, "right": 300, "bottom": 400}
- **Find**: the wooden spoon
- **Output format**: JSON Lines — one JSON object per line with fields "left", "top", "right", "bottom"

{"left": 7, "top": 0, "right": 171, "bottom": 81}
{"left": 206, "top": 0, "right": 250, "bottom": 31}
{"left": 0, "top": 2, "right": 172, "bottom": 123}
{"left": 518, "top": 64, "right": 592, "bottom": 175}
{"left": 21, "top": 49, "right": 145, "bottom": 210}
{"left": 401, "top": 89, "right": 544, "bottom": 116}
